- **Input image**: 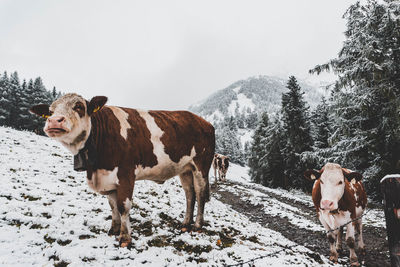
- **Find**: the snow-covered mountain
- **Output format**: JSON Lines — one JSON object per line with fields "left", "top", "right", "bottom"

{"left": 189, "top": 75, "right": 326, "bottom": 124}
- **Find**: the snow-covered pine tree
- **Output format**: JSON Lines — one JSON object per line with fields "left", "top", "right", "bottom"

{"left": 310, "top": 0, "right": 400, "bottom": 199}
{"left": 0, "top": 72, "right": 10, "bottom": 125}
{"left": 248, "top": 112, "right": 269, "bottom": 184}
{"left": 311, "top": 97, "right": 330, "bottom": 149}
{"left": 6, "top": 72, "right": 23, "bottom": 129}
{"left": 259, "top": 117, "right": 286, "bottom": 188}
{"left": 215, "top": 116, "right": 244, "bottom": 165}
{"left": 281, "top": 76, "right": 313, "bottom": 190}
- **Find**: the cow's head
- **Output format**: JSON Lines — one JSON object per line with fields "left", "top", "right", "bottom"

{"left": 30, "top": 93, "right": 107, "bottom": 154}
{"left": 304, "top": 163, "right": 362, "bottom": 211}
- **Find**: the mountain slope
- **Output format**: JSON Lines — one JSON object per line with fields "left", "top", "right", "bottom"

{"left": 189, "top": 75, "right": 325, "bottom": 123}
{"left": 0, "top": 126, "right": 332, "bottom": 266}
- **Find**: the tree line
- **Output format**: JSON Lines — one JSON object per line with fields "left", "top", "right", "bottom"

{"left": 0, "top": 71, "right": 62, "bottom": 134}
{"left": 249, "top": 0, "right": 400, "bottom": 200}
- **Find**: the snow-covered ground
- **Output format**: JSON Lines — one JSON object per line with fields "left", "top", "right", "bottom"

{"left": 1, "top": 127, "right": 340, "bottom": 266}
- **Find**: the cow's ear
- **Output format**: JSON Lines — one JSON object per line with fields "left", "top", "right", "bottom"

{"left": 29, "top": 104, "right": 51, "bottom": 119}
{"left": 304, "top": 169, "right": 321, "bottom": 181}
{"left": 87, "top": 96, "right": 108, "bottom": 116}
{"left": 343, "top": 171, "right": 362, "bottom": 182}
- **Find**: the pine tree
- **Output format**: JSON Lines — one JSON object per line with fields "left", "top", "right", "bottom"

{"left": 259, "top": 117, "right": 286, "bottom": 188}
{"left": 7, "top": 72, "right": 23, "bottom": 129}
{"left": 310, "top": 0, "right": 400, "bottom": 199}
{"left": 281, "top": 76, "right": 313, "bottom": 190}
{"left": 248, "top": 112, "right": 269, "bottom": 184}
{"left": 311, "top": 97, "right": 330, "bottom": 149}
{"left": 0, "top": 72, "right": 11, "bottom": 126}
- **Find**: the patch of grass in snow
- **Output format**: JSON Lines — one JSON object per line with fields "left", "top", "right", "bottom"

{"left": 79, "top": 234, "right": 95, "bottom": 240}
{"left": 57, "top": 239, "right": 72, "bottom": 246}
{"left": 20, "top": 193, "right": 41, "bottom": 201}
{"left": 30, "top": 223, "right": 49, "bottom": 229}
{"left": 44, "top": 234, "right": 56, "bottom": 244}
{"left": 54, "top": 260, "right": 70, "bottom": 267}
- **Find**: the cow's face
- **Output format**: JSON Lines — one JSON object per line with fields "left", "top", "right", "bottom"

{"left": 304, "top": 163, "right": 362, "bottom": 211}
{"left": 30, "top": 93, "right": 107, "bottom": 153}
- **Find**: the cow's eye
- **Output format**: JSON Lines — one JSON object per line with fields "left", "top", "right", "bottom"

{"left": 338, "top": 181, "right": 343, "bottom": 185}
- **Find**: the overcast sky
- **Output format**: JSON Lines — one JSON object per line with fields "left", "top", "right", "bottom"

{"left": 0, "top": 0, "right": 356, "bottom": 110}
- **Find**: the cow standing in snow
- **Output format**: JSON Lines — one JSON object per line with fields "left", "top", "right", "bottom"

{"left": 30, "top": 93, "right": 215, "bottom": 247}
{"left": 304, "top": 163, "right": 367, "bottom": 266}
{"left": 212, "top": 153, "right": 229, "bottom": 183}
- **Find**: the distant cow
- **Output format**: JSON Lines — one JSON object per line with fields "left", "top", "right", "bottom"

{"left": 30, "top": 93, "right": 215, "bottom": 247}
{"left": 212, "top": 153, "right": 229, "bottom": 183}
{"left": 304, "top": 163, "right": 367, "bottom": 266}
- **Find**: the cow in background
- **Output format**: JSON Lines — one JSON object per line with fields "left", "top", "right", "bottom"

{"left": 304, "top": 163, "right": 367, "bottom": 266}
{"left": 212, "top": 153, "right": 229, "bottom": 184}
{"left": 30, "top": 93, "right": 215, "bottom": 247}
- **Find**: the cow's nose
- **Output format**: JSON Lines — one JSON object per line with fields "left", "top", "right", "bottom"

{"left": 321, "top": 200, "right": 334, "bottom": 210}
{"left": 48, "top": 116, "right": 65, "bottom": 123}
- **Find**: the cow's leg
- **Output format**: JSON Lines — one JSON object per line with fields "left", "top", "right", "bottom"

{"left": 107, "top": 190, "right": 121, "bottom": 236}
{"left": 193, "top": 170, "right": 208, "bottom": 230}
{"left": 346, "top": 223, "right": 359, "bottom": 266}
{"left": 116, "top": 176, "right": 134, "bottom": 248}
{"left": 179, "top": 171, "right": 195, "bottom": 231}
{"left": 319, "top": 215, "right": 338, "bottom": 262}
{"left": 336, "top": 226, "right": 343, "bottom": 252}
{"left": 355, "top": 219, "right": 365, "bottom": 254}
{"left": 213, "top": 166, "right": 217, "bottom": 184}
{"left": 327, "top": 232, "right": 339, "bottom": 263}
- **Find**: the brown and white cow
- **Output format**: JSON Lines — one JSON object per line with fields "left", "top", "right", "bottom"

{"left": 212, "top": 153, "right": 229, "bottom": 183}
{"left": 304, "top": 163, "right": 367, "bottom": 266}
{"left": 30, "top": 93, "right": 215, "bottom": 247}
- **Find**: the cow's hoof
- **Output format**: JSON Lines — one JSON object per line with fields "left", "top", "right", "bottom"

{"left": 120, "top": 241, "right": 131, "bottom": 248}
{"left": 329, "top": 254, "right": 338, "bottom": 263}
{"left": 119, "top": 238, "right": 132, "bottom": 248}
{"left": 359, "top": 247, "right": 366, "bottom": 255}
{"left": 350, "top": 261, "right": 360, "bottom": 266}
{"left": 181, "top": 226, "right": 192, "bottom": 233}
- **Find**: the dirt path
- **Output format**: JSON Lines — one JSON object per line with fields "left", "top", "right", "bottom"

{"left": 211, "top": 181, "right": 390, "bottom": 267}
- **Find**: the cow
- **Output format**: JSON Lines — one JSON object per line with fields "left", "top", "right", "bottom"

{"left": 212, "top": 153, "right": 229, "bottom": 183}
{"left": 304, "top": 163, "right": 367, "bottom": 266}
{"left": 30, "top": 93, "right": 215, "bottom": 247}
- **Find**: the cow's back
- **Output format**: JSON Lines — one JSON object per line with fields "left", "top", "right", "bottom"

{"left": 91, "top": 107, "right": 214, "bottom": 182}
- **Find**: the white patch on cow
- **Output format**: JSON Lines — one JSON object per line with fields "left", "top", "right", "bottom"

{"left": 319, "top": 163, "right": 345, "bottom": 210}
{"left": 121, "top": 198, "right": 132, "bottom": 234}
{"left": 45, "top": 93, "right": 92, "bottom": 155}
{"left": 87, "top": 167, "right": 119, "bottom": 193}
{"left": 134, "top": 110, "right": 197, "bottom": 182}
{"left": 109, "top": 106, "right": 131, "bottom": 140}
{"left": 319, "top": 210, "right": 352, "bottom": 230}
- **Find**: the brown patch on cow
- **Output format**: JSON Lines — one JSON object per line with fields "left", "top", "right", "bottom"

{"left": 89, "top": 107, "right": 158, "bottom": 173}
{"left": 337, "top": 181, "right": 357, "bottom": 218}
{"left": 328, "top": 234, "right": 335, "bottom": 244}
{"left": 354, "top": 181, "right": 367, "bottom": 209}
{"left": 346, "top": 237, "right": 355, "bottom": 249}
{"left": 312, "top": 179, "right": 322, "bottom": 213}
{"left": 73, "top": 101, "right": 86, "bottom": 118}
{"left": 149, "top": 111, "right": 215, "bottom": 178}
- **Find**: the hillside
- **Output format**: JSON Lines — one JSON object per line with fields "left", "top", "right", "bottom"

{"left": 189, "top": 75, "right": 326, "bottom": 124}
{"left": 0, "top": 126, "right": 337, "bottom": 266}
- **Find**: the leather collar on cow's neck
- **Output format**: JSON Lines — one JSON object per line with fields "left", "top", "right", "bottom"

{"left": 73, "top": 132, "right": 97, "bottom": 172}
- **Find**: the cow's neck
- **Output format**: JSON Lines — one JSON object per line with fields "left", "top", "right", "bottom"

{"left": 61, "top": 123, "right": 92, "bottom": 155}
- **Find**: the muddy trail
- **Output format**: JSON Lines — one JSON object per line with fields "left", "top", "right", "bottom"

{"left": 211, "top": 181, "right": 390, "bottom": 267}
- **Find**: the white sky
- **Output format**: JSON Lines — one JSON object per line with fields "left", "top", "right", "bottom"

{"left": 0, "top": 0, "right": 356, "bottom": 110}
